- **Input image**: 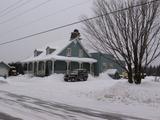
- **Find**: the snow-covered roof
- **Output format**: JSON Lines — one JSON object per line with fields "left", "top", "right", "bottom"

{"left": 0, "top": 61, "right": 10, "bottom": 69}
{"left": 22, "top": 38, "right": 97, "bottom": 63}
{"left": 22, "top": 54, "right": 97, "bottom": 63}
{"left": 43, "top": 39, "right": 72, "bottom": 55}
{"left": 106, "top": 69, "right": 118, "bottom": 75}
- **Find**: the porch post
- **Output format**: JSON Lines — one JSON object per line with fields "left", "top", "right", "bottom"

{"left": 44, "top": 61, "right": 46, "bottom": 76}
{"left": 27, "top": 63, "right": 29, "bottom": 74}
{"left": 32, "top": 62, "right": 34, "bottom": 74}
{"left": 37, "top": 61, "right": 39, "bottom": 75}
{"left": 66, "top": 61, "right": 70, "bottom": 74}
{"left": 52, "top": 60, "right": 55, "bottom": 74}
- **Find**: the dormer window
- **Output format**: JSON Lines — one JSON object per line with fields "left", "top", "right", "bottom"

{"left": 46, "top": 47, "right": 50, "bottom": 55}
{"left": 66, "top": 48, "right": 71, "bottom": 57}
{"left": 34, "top": 49, "right": 43, "bottom": 57}
{"left": 46, "top": 46, "right": 55, "bottom": 55}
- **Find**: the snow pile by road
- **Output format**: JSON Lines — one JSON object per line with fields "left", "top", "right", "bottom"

{"left": 79, "top": 75, "right": 160, "bottom": 107}
{"left": 105, "top": 78, "right": 160, "bottom": 106}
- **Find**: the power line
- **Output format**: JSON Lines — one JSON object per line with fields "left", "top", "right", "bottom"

{"left": 0, "top": 0, "right": 91, "bottom": 37}
{"left": 0, "top": 0, "right": 52, "bottom": 25}
{"left": 0, "top": 0, "right": 159, "bottom": 46}
{"left": 0, "top": 0, "right": 22, "bottom": 14}
{"left": 0, "top": 0, "right": 32, "bottom": 18}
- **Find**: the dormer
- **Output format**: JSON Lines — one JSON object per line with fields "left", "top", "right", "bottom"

{"left": 34, "top": 49, "right": 43, "bottom": 57}
{"left": 46, "top": 46, "right": 56, "bottom": 55}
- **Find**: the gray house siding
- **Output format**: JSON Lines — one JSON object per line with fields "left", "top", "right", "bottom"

{"left": 54, "top": 61, "right": 67, "bottom": 73}
{"left": 58, "top": 41, "right": 89, "bottom": 58}
{"left": 90, "top": 53, "right": 100, "bottom": 76}
{"left": 91, "top": 53, "right": 125, "bottom": 75}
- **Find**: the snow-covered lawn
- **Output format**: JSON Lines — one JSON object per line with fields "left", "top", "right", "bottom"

{"left": 0, "top": 74, "right": 160, "bottom": 119}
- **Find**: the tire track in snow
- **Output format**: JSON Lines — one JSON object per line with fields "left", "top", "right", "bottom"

{"left": 0, "top": 90, "right": 149, "bottom": 120}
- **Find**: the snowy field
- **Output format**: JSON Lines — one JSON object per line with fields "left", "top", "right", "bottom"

{"left": 0, "top": 74, "right": 160, "bottom": 120}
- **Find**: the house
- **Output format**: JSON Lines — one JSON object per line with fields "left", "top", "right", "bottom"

{"left": 21, "top": 30, "right": 124, "bottom": 77}
{"left": 0, "top": 61, "right": 10, "bottom": 78}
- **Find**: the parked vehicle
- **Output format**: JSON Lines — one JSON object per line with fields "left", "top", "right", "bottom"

{"left": 106, "top": 69, "right": 120, "bottom": 79}
{"left": 121, "top": 71, "right": 146, "bottom": 79}
{"left": 64, "top": 69, "right": 88, "bottom": 82}
{"left": 9, "top": 66, "right": 17, "bottom": 76}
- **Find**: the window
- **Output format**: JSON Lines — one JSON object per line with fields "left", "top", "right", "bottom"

{"left": 79, "top": 49, "right": 83, "bottom": 57}
{"left": 66, "top": 48, "right": 71, "bottom": 57}
{"left": 46, "top": 48, "right": 50, "bottom": 55}
{"left": 34, "top": 50, "right": 37, "bottom": 57}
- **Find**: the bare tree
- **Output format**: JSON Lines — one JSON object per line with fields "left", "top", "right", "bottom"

{"left": 82, "top": 0, "right": 160, "bottom": 84}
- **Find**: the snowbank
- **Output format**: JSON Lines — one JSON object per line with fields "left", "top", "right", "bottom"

{"left": 0, "top": 77, "right": 7, "bottom": 84}
{"left": 91, "top": 79, "right": 160, "bottom": 106}
{"left": 2, "top": 74, "right": 160, "bottom": 107}
{"left": 0, "top": 74, "right": 160, "bottom": 119}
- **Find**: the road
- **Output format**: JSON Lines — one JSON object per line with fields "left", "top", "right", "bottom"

{"left": 0, "top": 90, "right": 148, "bottom": 120}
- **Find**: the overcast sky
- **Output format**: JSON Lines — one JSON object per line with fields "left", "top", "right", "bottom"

{"left": 0, "top": 0, "right": 94, "bottom": 63}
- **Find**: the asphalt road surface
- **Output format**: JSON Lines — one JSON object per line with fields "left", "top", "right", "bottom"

{"left": 0, "top": 90, "right": 149, "bottom": 120}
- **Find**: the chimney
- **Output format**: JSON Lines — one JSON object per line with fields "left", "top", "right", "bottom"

{"left": 70, "top": 29, "right": 80, "bottom": 40}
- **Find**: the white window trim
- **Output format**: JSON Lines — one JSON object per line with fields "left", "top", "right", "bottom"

{"left": 79, "top": 49, "right": 83, "bottom": 57}
{"left": 67, "top": 48, "right": 71, "bottom": 57}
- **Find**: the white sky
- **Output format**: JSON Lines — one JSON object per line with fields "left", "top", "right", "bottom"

{"left": 0, "top": 0, "right": 94, "bottom": 63}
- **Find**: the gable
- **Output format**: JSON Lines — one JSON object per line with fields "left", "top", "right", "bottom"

{"left": 58, "top": 40, "right": 90, "bottom": 58}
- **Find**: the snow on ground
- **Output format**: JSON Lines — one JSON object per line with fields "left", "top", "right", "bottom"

{"left": 0, "top": 77, "right": 7, "bottom": 84}
{"left": 0, "top": 73, "right": 160, "bottom": 119}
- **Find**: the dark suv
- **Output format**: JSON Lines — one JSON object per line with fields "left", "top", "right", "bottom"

{"left": 64, "top": 69, "right": 88, "bottom": 82}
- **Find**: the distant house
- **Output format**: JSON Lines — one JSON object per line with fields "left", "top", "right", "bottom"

{"left": 0, "top": 61, "right": 10, "bottom": 78}
{"left": 21, "top": 30, "right": 124, "bottom": 77}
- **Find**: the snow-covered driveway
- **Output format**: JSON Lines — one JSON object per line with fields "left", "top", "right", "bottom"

{"left": 0, "top": 90, "right": 148, "bottom": 120}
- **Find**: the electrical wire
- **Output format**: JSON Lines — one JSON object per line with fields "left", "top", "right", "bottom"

{"left": 0, "top": 0, "right": 91, "bottom": 37}
{"left": 0, "top": 0, "right": 159, "bottom": 46}
{"left": 0, "top": 0, "right": 52, "bottom": 25}
{"left": 0, "top": 0, "right": 32, "bottom": 18}
{"left": 0, "top": 0, "right": 22, "bottom": 15}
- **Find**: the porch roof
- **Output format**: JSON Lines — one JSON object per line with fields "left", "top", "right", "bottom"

{"left": 22, "top": 55, "right": 97, "bottom": 63}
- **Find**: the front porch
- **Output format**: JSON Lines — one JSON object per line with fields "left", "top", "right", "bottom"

{"left": 23, "top": 57, "right": 96, "bottom": 77}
